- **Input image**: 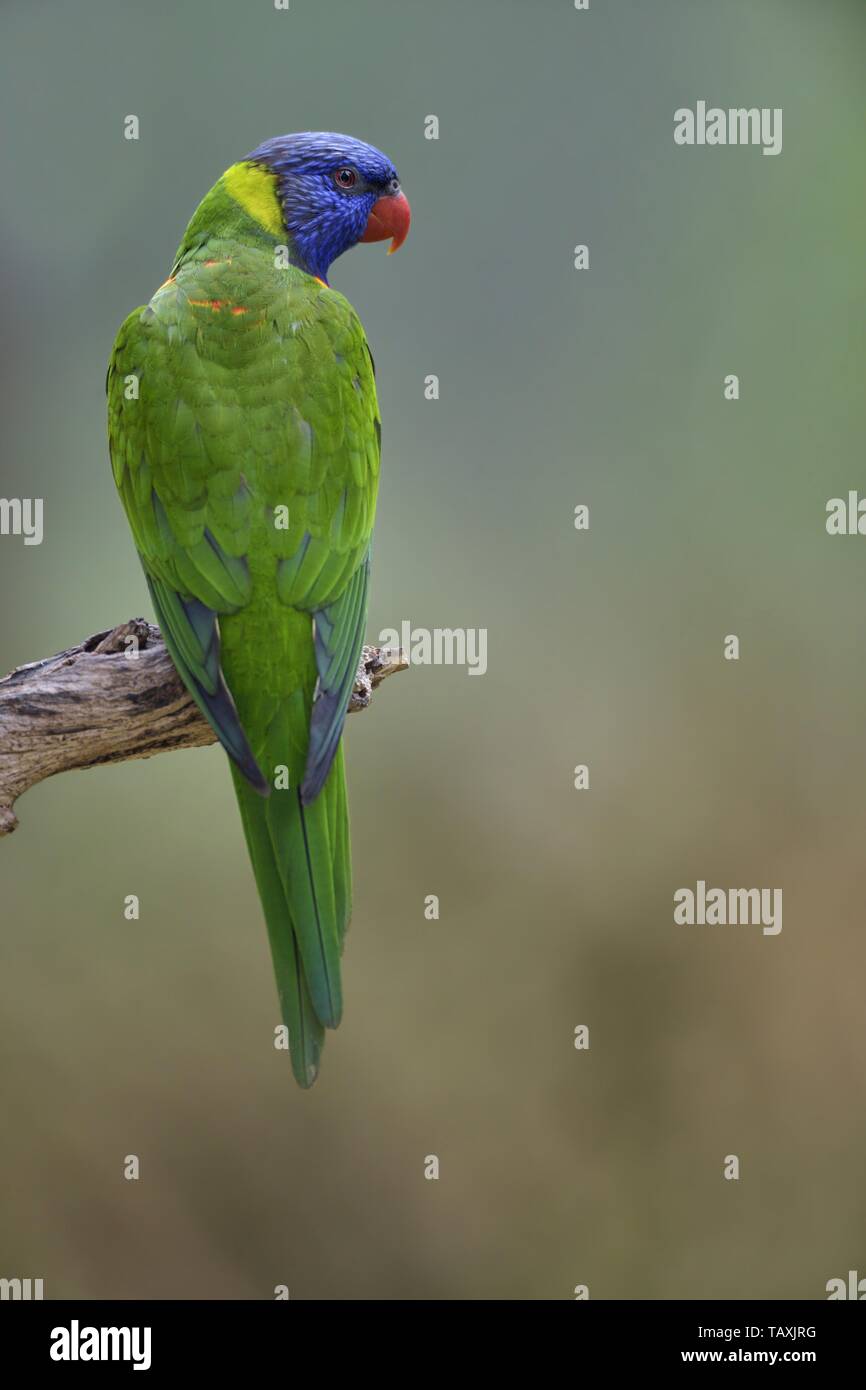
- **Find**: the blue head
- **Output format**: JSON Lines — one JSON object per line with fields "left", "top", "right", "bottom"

{"left": 245, "top": 131, "right": 410, "bottom": 283}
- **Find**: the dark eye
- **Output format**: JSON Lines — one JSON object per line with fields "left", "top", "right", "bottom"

{"left": 334, "top": 167, "right": 357, "bottom": 189}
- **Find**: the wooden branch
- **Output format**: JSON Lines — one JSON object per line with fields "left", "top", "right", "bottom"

{"left": 0, "top": 620, "right": 408, "bottom": 837}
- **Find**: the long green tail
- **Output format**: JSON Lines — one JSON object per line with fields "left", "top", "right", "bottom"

{"left": 231, "top": 723, "right": 351, "bottom": 1088}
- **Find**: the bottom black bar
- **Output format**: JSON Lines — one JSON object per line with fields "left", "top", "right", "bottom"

{"left": 0, "top": 1298, "right": 860, "bottom": 1372}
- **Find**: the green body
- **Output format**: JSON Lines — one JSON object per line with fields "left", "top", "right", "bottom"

{"left": 107, "top": 165, "right": 381, "bottom": 1085}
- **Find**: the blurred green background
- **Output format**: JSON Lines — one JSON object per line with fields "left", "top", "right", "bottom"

{"left": 1, "top": 0, "right": 865, "bottom": 1299}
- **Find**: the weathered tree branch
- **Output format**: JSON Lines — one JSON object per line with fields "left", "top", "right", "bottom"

{"left": 0, "top": 620, "right": 407, "bottom": 837}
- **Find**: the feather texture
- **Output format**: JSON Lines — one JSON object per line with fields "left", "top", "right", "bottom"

{"left": 107, "top": 167, "right": 382, "bottom": 1084}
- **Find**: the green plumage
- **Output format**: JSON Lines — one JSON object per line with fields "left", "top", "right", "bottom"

{"left": 107, "top": 171, "right": 381, "bottom": 1086}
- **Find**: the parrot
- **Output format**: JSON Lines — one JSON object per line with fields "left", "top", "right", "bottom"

{"left": 106, "top": 133, "right": 410, "bottom": 1087}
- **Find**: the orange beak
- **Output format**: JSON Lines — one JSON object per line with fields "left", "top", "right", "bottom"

{"left": 360, "top": 190, "right": 411, "bottom": 254}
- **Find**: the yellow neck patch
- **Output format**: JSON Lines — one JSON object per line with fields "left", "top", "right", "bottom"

{"left": 223, "top": 161, "right": 284, "bottom": 237}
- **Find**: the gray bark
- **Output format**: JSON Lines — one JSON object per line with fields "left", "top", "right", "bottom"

{"left": 0, "top": 619, "right": 407, "bottom": 836}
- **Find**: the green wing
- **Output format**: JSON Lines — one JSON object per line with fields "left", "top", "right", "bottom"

{"left": 107, "top": 283, "right": 266, "bottom": 791}
{"left": 107, "top": 246, "right": 379, "bottom": 760}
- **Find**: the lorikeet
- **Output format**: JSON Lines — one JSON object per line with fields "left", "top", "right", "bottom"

{"left": 107, "top": 133, "right": 410, "bottom": 1087}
